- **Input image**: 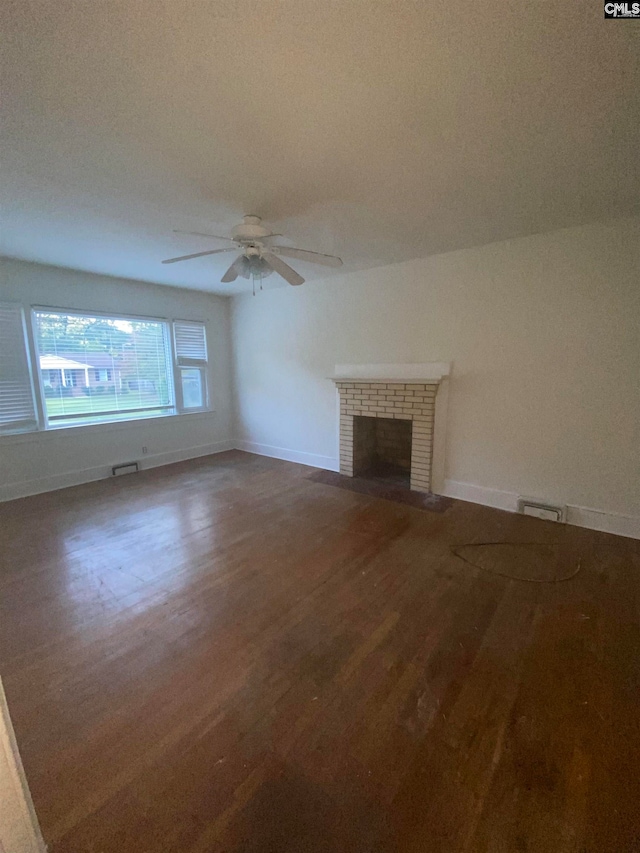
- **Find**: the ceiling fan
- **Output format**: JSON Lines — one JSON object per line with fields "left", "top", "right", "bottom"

{"left": 162, "top": 215, "right": 342, "bottom": 288}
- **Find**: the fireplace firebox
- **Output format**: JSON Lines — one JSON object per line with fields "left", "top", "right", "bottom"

{"left": 353, "top": 416, "right": 412, "bottom": 486}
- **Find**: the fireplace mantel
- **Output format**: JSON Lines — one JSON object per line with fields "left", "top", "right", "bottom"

{"left": 332, "top": 362, "right": 450, "bottom": 383}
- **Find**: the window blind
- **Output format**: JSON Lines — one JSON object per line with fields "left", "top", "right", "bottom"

{"left": 33, "top": 310, "right": 175, "bottom": 427}
{"left": 0, "top": 303, "right": 38, "bottom": 435}
{"left": 174, "top": 321, "right": 207, "bottom": 364}
{"left": 173, "top": 320, "right": 208, "bottom": 411}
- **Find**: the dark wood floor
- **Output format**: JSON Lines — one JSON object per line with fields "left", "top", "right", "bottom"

{"left": 1, "top": 451, "right": 639, "bottom": 852}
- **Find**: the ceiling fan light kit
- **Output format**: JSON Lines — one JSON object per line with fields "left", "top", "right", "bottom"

{"left": 237, "top": 253, "right": 274, "bottom": 281}
{"left": 162, "top": 215, "right": 342, "bottom": 291}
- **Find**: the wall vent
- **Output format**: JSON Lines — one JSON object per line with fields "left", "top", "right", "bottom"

{"left": 112, "top": 461, "right": 139, "bottom": 476}
{"left": 517, "top": 498, "right": 566, "bottom": 523}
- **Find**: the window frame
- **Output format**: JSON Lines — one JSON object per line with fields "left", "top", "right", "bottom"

{"left": 0, "top": 304, "right": 212, "bottom": 437}
{"left": 172, "top": 319, "right": 210, "bottom": 414}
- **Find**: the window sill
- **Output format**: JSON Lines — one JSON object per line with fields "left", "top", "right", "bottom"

{"left": 0, "top": 409, "right": 216, "bottom": 445}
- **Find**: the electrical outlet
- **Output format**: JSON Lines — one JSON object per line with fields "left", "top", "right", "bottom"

{"left": 142, "top": 446, "right": 148, "bottom": 454}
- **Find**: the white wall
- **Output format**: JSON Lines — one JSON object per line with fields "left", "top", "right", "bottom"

{"left": 0, "top": 259, "right": 234, "bottom": 500}
{"left": 232, "top": 218, "right": 640, "bottom": 537}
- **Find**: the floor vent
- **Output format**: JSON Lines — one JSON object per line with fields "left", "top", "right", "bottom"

{"left": 517, "top": 498, "right": 566, "bottom": 523}
{"left": 112, "top": 461, "right": 139, "bottom": 476}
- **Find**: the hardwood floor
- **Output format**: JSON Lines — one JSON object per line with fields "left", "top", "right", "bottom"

{"left": 0, "top": 450, "right": 638, "bottom": 852}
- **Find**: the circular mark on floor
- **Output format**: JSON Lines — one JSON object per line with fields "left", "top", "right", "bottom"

{"left": 451, "top": 542, "right": 581, "bottom": 583}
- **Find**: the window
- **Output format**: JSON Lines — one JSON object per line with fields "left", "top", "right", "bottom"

{"left": 33, "top": 309, "right": 178, "bottom": 428}
{"left": 0, "top": 303, "right": 38, "bottom": 435}
{"left": 173, "top": 320, "right": 208, "bottom": 411}
{"left": 0, "top": 307, "right": 209, "bottom": 434}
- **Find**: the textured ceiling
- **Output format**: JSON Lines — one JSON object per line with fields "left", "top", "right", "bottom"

{"left": 1, "top": 0, "right": 639, "bottom": 294}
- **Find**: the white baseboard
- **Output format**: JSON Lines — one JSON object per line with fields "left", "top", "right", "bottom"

{"left": 142, "top": 439, "right": 235, "bottom": 472}
{"left": 235, "top": 440, "right": 340, "bottom": 472}
{"left": 443, "top": 479, "right": 640, "bottom": 540}
{"left": 0, "top": 439, "right": 235, "bottom": 502}
{"left": 442, "top": 479, "right": 517, "bottom": 513}
{"left": 231, "top": 450, "right": 640, "bottom": 541}
{"left": 3, "top": 440, "right": 637, "bottom": 541}
{"left": 565, "top": 504, "right": 640, "bottom": 540}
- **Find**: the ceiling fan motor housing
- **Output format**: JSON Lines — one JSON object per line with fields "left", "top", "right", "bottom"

{"left": 231, "top": 215, "right": 272, "bottom": 243}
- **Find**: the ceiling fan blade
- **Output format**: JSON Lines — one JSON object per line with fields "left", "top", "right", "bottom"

{"left": 271, "top": 246, "right": 343, "bottom": 268}
{"left": 263, "top": 252, "right": 305, "bottom": 286}
{"left": 162, "top": 248, "right": 236, "bottom": 265}
{"left": 173, "top": 230, "right": 236, "bottom": 242}
{"left": 173, "top": 229, "right": 282, "bottom": 241}
{"left": 221, "top": 256, "right": 244, "bottom": 283}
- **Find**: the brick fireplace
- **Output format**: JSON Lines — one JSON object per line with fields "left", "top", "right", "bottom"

{"left": 332, "top": 363, "right": 450, "bottom": 494}
{"left": 335, "top": 379, "right": 440, "bottom": 492}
